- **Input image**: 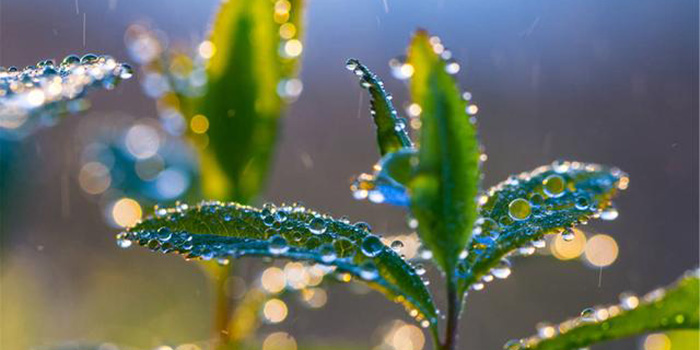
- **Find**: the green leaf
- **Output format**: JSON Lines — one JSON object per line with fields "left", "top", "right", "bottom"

{"left": 195, "top": 0, "right": 304, "bottom": 201}
{"left": 0, "top": 54, "right": 133, "bottom": 139}
{"left": 503, "top": 270, "right": 699, "bottom": 350}
{"left": 406, "top": 31, "right": 482, "bottom": 272}
{"left": 118, "top": 201, "right": 438, "bottom": 328}
{"left": 457, "top": 161, "right": 629, "bottom": 295}
{"left": 345, "top": 59, "right": 413, "bottom": 155}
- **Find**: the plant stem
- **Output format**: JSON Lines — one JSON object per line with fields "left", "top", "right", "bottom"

{"left": 441, "top": 275, "right": 462, "bottom": 350}
{"left": 214, "top": 263, "right": 237, "bottom": 349}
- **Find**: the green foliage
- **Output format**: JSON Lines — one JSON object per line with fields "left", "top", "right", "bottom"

{"left": 345, "top": 58, "right": 413, "bottom": 156}
{"left": 457, "top": 162, "right": 628, "bottom": 295}
{"left": 195, "top": 0, "right": 304, "bottom": 201}
{"left": 119, "top": 201, "right": 438, "bottom": 328}
{"left": 112, "top": 22, "right": 700, "bottom": 350}
{"left": 0, "top": 54, "right": 132, "bottom": 138}
{"left": 505, "top": 270, "right": 699, "bottom": 350}
{"left": 406, "top": 31, "right": 482, "bottom": 273}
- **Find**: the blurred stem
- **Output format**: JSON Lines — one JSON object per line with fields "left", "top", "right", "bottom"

{"left": 214, "top": 263, "right": 238, "bottom": 350}
{"left": 440, "top": 274, "right": 461, "bottom": 350}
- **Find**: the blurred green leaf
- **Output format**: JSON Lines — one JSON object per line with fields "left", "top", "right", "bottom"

{"left": 504, "top": 270, "right": 699, "bottom": 350}
{"left": 195, "top": 0, "right": 304, "bottom": 201}
{"left": 345, "top": 58, "right": 412, "bottom": 155}
{"left": 0, "top": 54, "right": 132, "bottom": 139}
{"left": 458, "top": 162, "right": 628, "bottom": 295}
{"left": 406, "top": 31, "right": 481, "bottom": 272}
{"left": 119, "top": 201, "right": 438, "bottom": 328}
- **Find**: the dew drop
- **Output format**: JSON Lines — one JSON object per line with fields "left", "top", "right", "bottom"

{"left": 117, "top": 64, "right": 134, "bottom": 79}
{"left": 390, "top": 240, "right": 404, "bottom": 252}
{"left": 361, "top": 235, "right": 384, "bottom": 257}
{"left": 561, "top": 228, "right": 575, "bottom": 242}
{"left": 543, "top": 174, "right": 566, "bottom": 198}
{"left": 579, "top": 308, "right": 597, "bottom": 323}
{"left": 318, "top": 244, "right": 336, "bottom": 263}
{"left": 81, "top": 53, "right": 98, "bottom": 64}
{"left": 345, "top": 59, "right": 358, "bottom": 71}
{"left": 117, "top": 238, "right": 132, "bottom": 248}
{"left": 492, "top": 259, "right": 512, "bottom": 279}
{"left": 508, "top": 198, "right": 532, "bottom": 221}
{"left": 268, "top": 235, "right": 289, "bottom": 255}
{"left": 518, "top": 245, "right": 536, "bottom": 256}
{"left": 308, "top": 217, "right": 327, "bottom": 235}
{"left": 532, "top": 239, "right": 546, "bottom": 248}
{"left": 156, "top": 227, "right": 172, "bottom": 241}
{"left": 600, "top": 206, "right": 619, "bottom": 221}
{"left": 354, "top": 222, "right": 372, "bottom": 232}
{"left": 414, "top": 263, "right": 426, "bottom": 276}
{"left": 575, "top": 197, "right": 590, "bottom": 210}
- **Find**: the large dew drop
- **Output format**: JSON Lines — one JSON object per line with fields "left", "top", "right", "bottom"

{"left": 491, "top": 259, "right": 512, "bottom": 279}
{"left": 508, "top": 198, "right": 532, "bottom": 221}
{"left": 542, "top": 174, "right": 566, "bottom": 198}
{"left": 360, "top": 235, "right": 384, "bottom": 257}
{"left": 308, "top": 217, "right": 327, "bottom": 235}
{"left": 268, "top": 235, "right": 289, "bottom": 255}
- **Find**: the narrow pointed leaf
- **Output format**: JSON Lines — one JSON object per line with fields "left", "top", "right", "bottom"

{"left": 196, "top": 0, "right": 304, "bottom": 201}
{"left": 351, "top": 148, "right": 416, "bottom": 206}
{"left": 407, "top": 31, "right": 482, "bottom": 272}
{"left": 458, "top": 162, "right": 629, "bottom": 295}
{"left": 0, "top": 54, "right": 133, "bottom": 139}
{"left": 345, "top": 58, "right": 412, "bottom": 155}
{"left": 118, "top": 201, "right": 438, "bottom": 328}
{"left": 504, "top": 270, "right": 699, "bottom": 350}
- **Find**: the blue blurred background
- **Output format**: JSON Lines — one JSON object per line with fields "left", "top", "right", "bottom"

{"left": 1, "top": 0, "right": 697, "bottom": 349}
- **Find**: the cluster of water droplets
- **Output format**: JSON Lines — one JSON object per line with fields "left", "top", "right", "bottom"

{"left": 0, "top": 54, "right": 132, "bottom": 138}
{"left": 116, "top": 200, "right": 437, "bottom": 327}
{"left": 457, "top": 161, "right": 628, "bottom": 292}
{"left": 503, "top": 269, "right": 698, "bottom": 350}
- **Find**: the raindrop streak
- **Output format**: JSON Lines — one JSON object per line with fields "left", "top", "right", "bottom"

{"left": 83, "top": 13, "right": 87, "bottom": 48}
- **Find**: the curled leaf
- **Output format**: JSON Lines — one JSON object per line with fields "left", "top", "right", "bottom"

{"left": 458, "top": 161, "right": 629, "bottom": 295}
{"left": 351, "top": 148, "right": 416, "bottom": 206}
{"left": 345, "top": 58, "right": 412, "bottom": 155}
{"left": 407, "top": 31, "right": 482, "bottom": 272}
{"left": 0, "top": 54, "right": 133, "bottom": 139}
{"left": 118, "top": 201, "right": 437, "bottom": 328}
{"left": 504, "top": 270, "right": 699, "bottom": 350}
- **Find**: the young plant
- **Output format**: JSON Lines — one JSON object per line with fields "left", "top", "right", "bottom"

{"left": 125, "top": 0, "right": 305, "bottom": 347}
{"left": 117, "top": 31, "right": 698, "bottom": 350}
